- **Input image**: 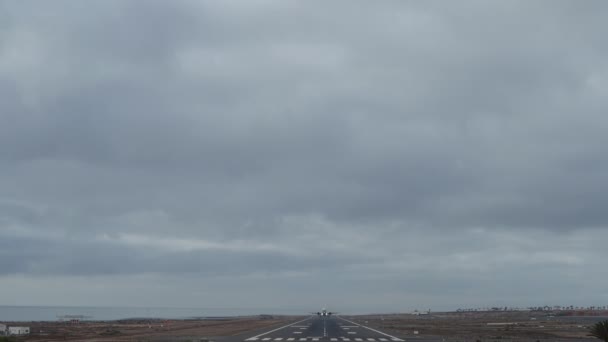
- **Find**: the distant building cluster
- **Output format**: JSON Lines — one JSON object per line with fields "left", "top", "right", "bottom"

{"left": 0, "top": 323, "right": 30, "bottom": 336}
{"left": 455, "top": 305, "right": 608, "bottom": 313}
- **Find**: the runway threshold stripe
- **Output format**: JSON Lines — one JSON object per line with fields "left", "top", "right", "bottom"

{"left": 275, "top": 338, "right": 283, "bottom": 341}
{"left": 380, "top": 339, "right": 388, "bottom": 341}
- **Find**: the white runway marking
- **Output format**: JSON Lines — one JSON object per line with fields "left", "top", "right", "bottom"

{"left": 245, "top": 339, "right": 259, "bottom": 341}
{"left": 294, "top": 332, "right": 302, "bottom": 334}
{"left": 355, "top": 338, "right": 363, "bottom": 341}
{"left": 248, "top": 317, "right": 312, "bottom": 340}
{"left": 348, "top": 332, "right": 356, "bottom": 334}
{"left": 331, "top": 339, "right": 337, "bottom": 341}
{"left": 262, "top": 338, "right": 271, "bottom": 341}
{"left": 275, "top": 338, "right": 283, "bottom": 341}
{"left": 342, "top": 338, "right": 350, "bottom": 341}
{"left": 367, "top": 339, "right": 376, "bottom": 341}
{"left": 379, "top": 339, "right": 388, "bottom": 341}
{"left": 287, "top": 338, "right": 294, "bottom": 341}
{"left": 337, "top": 317, "right": 404, "bottom": 342}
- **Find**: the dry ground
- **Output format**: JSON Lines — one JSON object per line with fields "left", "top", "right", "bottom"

{"left": 6, "top": 316, "right": 294, "bottom": 342}
{"left": 345, "top": 311, "right": 606, "bottom": 342}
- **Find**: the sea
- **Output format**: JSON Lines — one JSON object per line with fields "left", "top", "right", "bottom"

{"left": 0, "top": 306, "right": 307, "bottom": 322}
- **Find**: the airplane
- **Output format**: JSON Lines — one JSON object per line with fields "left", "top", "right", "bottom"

{"left": 314, "top": 308, "right": 336, "bottom": 316}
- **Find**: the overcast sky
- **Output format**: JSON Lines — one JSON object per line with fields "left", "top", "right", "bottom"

{"left": 1, "top": 0, "right": 608, "bottom": 313}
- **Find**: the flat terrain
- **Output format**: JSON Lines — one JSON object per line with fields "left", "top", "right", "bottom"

{"left": 8, "top": 316, "right": 295, "bottom": 342}
{"left": 346, "top": 311, "right": 606, "bottom": 342}
{"left": 4, "top": 311, "right": 607, "bottom": 342}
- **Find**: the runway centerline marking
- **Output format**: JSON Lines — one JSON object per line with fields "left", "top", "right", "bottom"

{"left": 337, "top": 317, "right": 404, "bottom": 342}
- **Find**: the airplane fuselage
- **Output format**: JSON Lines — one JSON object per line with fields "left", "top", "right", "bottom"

{"left": 317, "top": 308, "right": 332, "bottom": 316}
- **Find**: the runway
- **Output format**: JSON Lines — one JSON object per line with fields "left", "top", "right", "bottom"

{"left": 243, "top": 316, "right": 404, "bottom": 342}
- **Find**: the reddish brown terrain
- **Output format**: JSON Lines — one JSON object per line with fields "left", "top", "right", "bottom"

{"left": 5, "top": 316, "right": 293, "bottom": 342}
{"left": 349, "top": 310, "right": 605, "bottom": 342}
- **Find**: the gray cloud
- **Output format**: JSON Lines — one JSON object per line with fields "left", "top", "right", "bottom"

{"left": 1, "top": 0, "right": 608, "bottom": 311}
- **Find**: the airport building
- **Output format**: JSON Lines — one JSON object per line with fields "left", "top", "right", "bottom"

{"left": 0, "top": 323, "right": 6, "bottom": 335}
{"left": 8, "top": 326, "right": 30, "bottom": 335}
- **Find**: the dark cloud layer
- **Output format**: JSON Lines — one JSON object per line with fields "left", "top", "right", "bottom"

{"left": 1, "top": 0, "right": 608, "bottom": 310}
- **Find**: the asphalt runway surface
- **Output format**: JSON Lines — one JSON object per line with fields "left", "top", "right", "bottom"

{"left": 243, "top": 316, "right": 405, "bottom": 342}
